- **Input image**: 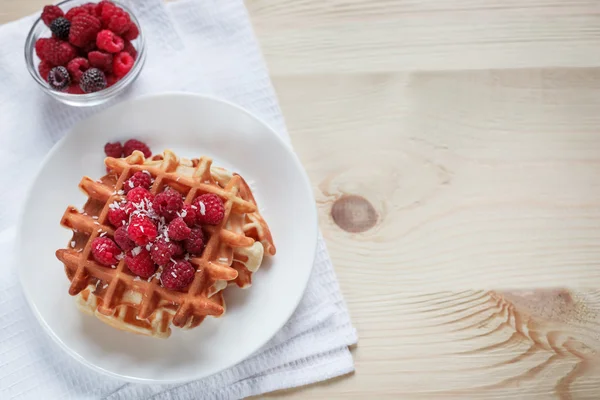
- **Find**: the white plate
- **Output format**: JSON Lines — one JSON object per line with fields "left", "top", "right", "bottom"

{"left": 17, "top": 93, "right": 318, "bottom": 383}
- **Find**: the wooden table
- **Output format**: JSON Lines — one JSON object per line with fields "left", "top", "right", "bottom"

{"left": 4, "top": 1, "right": 600, "bottom": 399}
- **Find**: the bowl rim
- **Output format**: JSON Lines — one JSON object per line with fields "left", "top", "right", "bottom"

{"left": 16, "top": 91, "right": 319, "bottom": 384}
{"left": 24, "top": 0, "right": 146, "bottom": 99}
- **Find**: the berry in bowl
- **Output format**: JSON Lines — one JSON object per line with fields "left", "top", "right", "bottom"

{"left": 24, "top": 0, "right": 146, "bottom": 106}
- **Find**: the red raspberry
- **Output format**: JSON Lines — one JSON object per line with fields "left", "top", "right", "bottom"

{"left": 125, "top": 248, "right": 156, "bottom": 278}
{"left": 107, "top": 206, "right": 128, "bottom": 227}
{"left": 184, "top": 228, "right": 205, "bottom": 255}
{"left": 124, "top": 171, "right": 152, "bottom": 193}
{"left": 38, "top": 61, "right": 52, "bottom": 81}
{"left": 126, "top": 187, "right": 154, "bottom": 205}
{"left": 91, "top": 237, "right": 121, "bottom": 266}
{"left": 82, "top": 3, "right": 97, "bottom": 15}
{"left": 65, "top": 6, "right": 90, "bottom": 22}
{"left": 150, "top": 237, "right": 183, "bottom": 266}
{"left": 106, "top": 73, "right": 118, "bottom": 87}
{"left": 123, "top": 39, "right": 137, "bottom": 59}
{"left": 88, "top": 51, "right": 112, "bottom": 72}
{"left": 161, "top": 260, "right": 195, "bottom": 291}
{"left": 123, "top": 139, "right": 151, "bottom": 158}
{"left": 69, "top": 13, "right": 101, "bottom": 48}
{"left": 96, "top": 30, "right": 124, "bottom": 53}
{"left": 168, "top": 217, "right": 191, "bottom": 241}
{"left": 122, "top": 23, "right": 139, "bottom": 41}
{"left": 154, "top": 190, "right": 183, "bottom": 221}
{"left": 193, "top": 194, "right": 225, "bottom": 225}
{"left": 66, "top": 57, "right": 89, "bottom": 83}
{"left": 67, "top": 83, "right": 85, "bottom": 94}
{"left": 41, "top": 5, "right": 64, "bottom": 27}
{"left": 101, "top": 6, "right": 131, "bottom": 35}
{"left": 181, "top": 204, "right": 198, "bottom": 227}
{"left": 104, "top": 141, "right": 123, "bottom": 158}
{"left": 127, "top": 215, "right": 158, "bottom": 246}
{"left": 95, "top": 1, "right": 114, "bottom": 17}
{"left": 114, "top": 225, "right": 135, "bottom": 251}
{"left": 35, "top": 38, "right": 76, "bottom": 66}
{"left": 112, "top": 51, "right": 134, "bottom": 78}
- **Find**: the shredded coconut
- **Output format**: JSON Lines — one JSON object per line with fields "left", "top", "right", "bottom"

{"left": 131, "top": 246, "right": 142, "bottom": 256}
{"left": 142, "top": 170, "right": 151, "bottom": 176}
{"left": 70, "top": 241, "right": 76, "bottom": 248}
{"left": 103, "top": 283, "right": 109, "bottom": 289}
{"left": 198, "top": 201, "right": 206, "bottom": 216}
{"left": 115, "top": 253, "right": 124, "bottom": 260}
{"left": 133, "top": 276, "right": 141, "bottom": 281}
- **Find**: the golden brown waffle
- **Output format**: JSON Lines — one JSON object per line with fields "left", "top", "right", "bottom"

{"left": 55, "top": 149, "right": 276, "bottom": 338}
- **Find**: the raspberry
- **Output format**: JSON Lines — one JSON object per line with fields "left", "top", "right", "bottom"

{"left": 95, "top": 1, "right": 114, "bottom": 17}
{"left": 122, "top": 23, "right": 139, "bottom": 41}
{"left": 184, "top": 228, "right": 205, "bottom": 255}
{"left": 168, "top": 217, "right": 191, "bottom": 241}
{"left": 181, "top": 204, "right": 198, "bottom": 227}
{"left": 123, "top": 40, "right": 137, "bottom": 59}
{"left": 150, "top": 237, "right": 183, "bottom": 266}
{"left": 112, "top": 51, "right": 134, "bottom": 78}
{"left": 82, "top": 3, "right": 97, "bottom": 15}
{"left": 35, "top": 38, "right": 76, "bottom": 66}
{"left": 96, "top": 30, "right": 124, "bottom": 53}
{"left": 66, "top": 57, "right": 89, "bottom": 83}
{"left": 104, "top": 141, "right": 123, "bottom": 158}
{"left": 101, "top": 6, "right": 131, "bottom": 35}
{"left": 65, "top": 6, "right": 90, "bottom": 22}
{"left": 91, "top": 237, "right": 121, "bottom": 266}
{"left": 125, "top": 248, "right": 156, "bottom": 278}
{"left": 114, "top": 225, "right": 135, "bottom": 251}
{"left": 154, "top": 190, "right": 183, "bottom": 221}
{"left": 161, "top": 260, "right": 195, "bottom": 291}
{"left": 67, "top": 83, "right": 85, "bottom": 94}
{"left": 126, "top": 187, "right": 154, "bottom": 204}
{"left": 50, "top": 17, "right": 71, "bottom": 40}
{"left": 41, "top": 5, "right": 64, "bottom": 27}
{"left": 193, "top": 194, "right": 225, "bottom": 225}
{"left": 88, "top": 51, "right": 112, "bottom": 72}
{"left": 79, "top": 68, "right": 106, "bottom": 93}
{"left": 69, "top": 13, "right": 101, "bottom": 47}
{"left": 38, "top": 61, "right": 52, "bottom": 81}
{"left": 124, "top": 171, "right": 152, "bottom": 193}
{"left": 47, "top": 66, "right": 70, "bottom": 91}
{"left": 107, "top": 206, "right": 127, "bottom": 227}
{"left": 123, "top": 139, "right": 151, "bottom": 158}
{"left": 127, "top": 215, "right": 158, "bottom": 245}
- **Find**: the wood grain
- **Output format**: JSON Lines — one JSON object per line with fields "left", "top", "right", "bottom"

{"left": 4, "top": 0, "right": 600, "bottom": 399}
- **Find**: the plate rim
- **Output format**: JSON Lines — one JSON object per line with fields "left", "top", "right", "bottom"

{"left": 16, "top": 91, "right": 319, "bottom": 384}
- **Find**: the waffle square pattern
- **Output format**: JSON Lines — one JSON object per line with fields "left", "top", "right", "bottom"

{"left": 55, "top": 150, "right": 276, "bottom": 338}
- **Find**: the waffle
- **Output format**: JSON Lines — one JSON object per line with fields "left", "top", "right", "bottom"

{"left": 55, "top": 149, "right": 276, "bottom": 338}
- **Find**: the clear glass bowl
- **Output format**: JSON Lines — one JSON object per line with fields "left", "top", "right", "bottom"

{"left": 24, "top": 0, "right": 146, "bottom": 107}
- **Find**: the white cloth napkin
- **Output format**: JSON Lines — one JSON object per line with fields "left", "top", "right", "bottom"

{"left": 0, "top": 1, "right": 357, "bottom": 399}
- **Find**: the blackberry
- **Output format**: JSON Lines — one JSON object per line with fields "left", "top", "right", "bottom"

{"left": 47, "top": 66, "right": 70, "bottom": 91}
{"left": 79, "top": 68, "right": 107, "bottom": 93}
{"left": 50, "top": 17, "right": 71, "bottom": 40}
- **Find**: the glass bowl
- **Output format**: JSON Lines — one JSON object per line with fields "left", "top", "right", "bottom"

{"left": 24, "top": 0, "right": 146, "bottom": 107}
